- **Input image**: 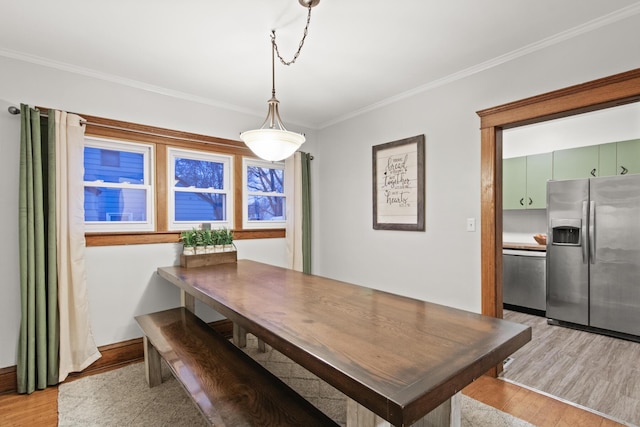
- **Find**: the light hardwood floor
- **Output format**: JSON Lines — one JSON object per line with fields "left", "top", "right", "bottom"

{"left": 0, "top": 368, "right": 625, "bottom": 427}
{"left": 464, "top": 375, "right": 624, "bottom": 427}
{"left": 503, "top": 309, "right": 640, "bottom": 426}
{"left": 0, "top": 386, "right": 58, "bottom": 426}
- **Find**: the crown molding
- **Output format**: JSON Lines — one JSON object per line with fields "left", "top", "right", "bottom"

{"left": 0, "top": 47, "right": 264, "bottom": 117}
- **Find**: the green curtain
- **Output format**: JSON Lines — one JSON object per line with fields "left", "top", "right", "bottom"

{"left": 17, "top": 105, "right": 59, "bottom": 394}
{"left": 301, "top": 152, "right": 312, "bottom": 274}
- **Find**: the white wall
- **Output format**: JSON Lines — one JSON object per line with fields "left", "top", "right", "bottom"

{"left": 84, "top": 239, "right": 288, "bottom": 346}
{"left": 0, "top": 99, "right": 22, "bottom": 370}
{"left": 0, "top": 57, "right": 311, "bottom": 368}
{"left": 312, "top": 13, "right": 640, "bottom": 312}
{"left": 503, "top": 210, "right": 548, "bottom": 244}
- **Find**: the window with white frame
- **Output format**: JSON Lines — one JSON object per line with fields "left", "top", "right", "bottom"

{"left": 243, "top": 158, "right": 286, "bottom": 229}
{"left": 168, "top": 148, "right": 233, "bottom": 230}
{"left": 83, "top": 137, "right": 154, "bottom": 232}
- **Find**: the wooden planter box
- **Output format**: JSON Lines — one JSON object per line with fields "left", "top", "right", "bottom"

{"left": 180, "top": 250, "right": 237, "bottom": 268}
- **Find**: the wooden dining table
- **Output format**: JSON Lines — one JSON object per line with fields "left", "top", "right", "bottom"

{"left": 157, "top": 260, "right": 531, "bottom": 427}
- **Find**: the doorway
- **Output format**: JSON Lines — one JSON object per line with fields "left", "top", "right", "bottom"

{"left": 477, "top": 68, "right": 640, "bottom": 421}
{"left": 477, "top": 68, "right": 640, "bottom": 321}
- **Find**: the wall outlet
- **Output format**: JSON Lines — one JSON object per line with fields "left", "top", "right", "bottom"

{"left": 466, "top": 218, "right": 476, "bottom": 232}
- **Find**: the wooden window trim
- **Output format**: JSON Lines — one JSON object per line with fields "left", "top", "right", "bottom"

{"left": 82, "top": 114, "right": 285, "bottom": 246}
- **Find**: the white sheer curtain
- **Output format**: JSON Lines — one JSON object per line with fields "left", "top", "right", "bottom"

{"left": 55, "top": 111, "right": 101, "bottom": 381}
{"left": 285, "top": 152, "right": 304, "bottom": 271}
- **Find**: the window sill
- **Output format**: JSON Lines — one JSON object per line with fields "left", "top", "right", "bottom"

{"left": 85, "top": 229, "right": 286, "bottom": 247}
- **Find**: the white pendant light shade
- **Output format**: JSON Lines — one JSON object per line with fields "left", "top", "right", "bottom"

{"left": 241, "top": 10, "right": 317, "bottom": 162}
{"left": 240, "top": 128, "right": 305, "bottom": 162}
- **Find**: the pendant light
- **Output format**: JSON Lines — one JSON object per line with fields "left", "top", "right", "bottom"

{"left": 240, "top": 0, "right": 320, "bottom": 162}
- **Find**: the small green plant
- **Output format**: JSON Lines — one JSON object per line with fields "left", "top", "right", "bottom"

{"left": 202, "top": 229, "right": 214, "bottom": 246}
{"left": 194, "top": 229, "right": 205, "bottom": 247}
{"left": 180, "top": 229, "right": 198, "bottom": 255}
{"left": 180, "top": 229, "right": 196, "bottom": 247}
{"left": 212, "top": 228, "right": 225, "bottom": 246}
{"left": 221, "top": 227, "right": 234, "bottom": 245}
{"left": 213, "top": 227, "right": 234, "bottom": 251}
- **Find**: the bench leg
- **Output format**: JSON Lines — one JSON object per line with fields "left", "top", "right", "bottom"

{"left": 346, "top": 393, "right": 460, "bottom": 427}
{"left": 143, "top": 336, "right": 162, "bottom": 388}
{"left": 258, "top": 338, "right": 266, "bottom": 352}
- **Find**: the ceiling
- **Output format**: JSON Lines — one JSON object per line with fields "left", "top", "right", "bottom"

{"left": 1, "top": 1, "right": 640, "bottom": 129}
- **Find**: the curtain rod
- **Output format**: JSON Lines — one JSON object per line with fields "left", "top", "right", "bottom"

{"left": 7, "top": 105, "right": 87, "bottom": 127}
{"left": 7, "top": 105, "right": 233, "bottom": 147}
{"left": 7, "top": 105, "right": 314, "bottom": 158}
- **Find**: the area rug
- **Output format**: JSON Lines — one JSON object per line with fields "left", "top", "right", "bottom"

{"left": 59, "top": 336, "right": 534, "bottom": 426}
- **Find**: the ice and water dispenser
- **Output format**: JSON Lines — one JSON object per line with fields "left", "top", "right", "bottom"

{"left": 550, "top": 219, "right": 582, "bottom": 246}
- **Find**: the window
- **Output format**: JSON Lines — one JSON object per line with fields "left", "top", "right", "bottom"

{"left": 84, "top": 137, "right": 154, "bottom": 232}
{"left": 81, "top": 113, "right": 287, "bottom": 246}
{"left": 243, "top": 158, "right": 285, "bottom": 229}
{"left": 168, "top": 148, "right": 233, "bottom": 230}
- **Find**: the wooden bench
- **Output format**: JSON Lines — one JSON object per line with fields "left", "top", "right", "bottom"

{"left": 135, "top": 307, "right": 338, "bottom": 426}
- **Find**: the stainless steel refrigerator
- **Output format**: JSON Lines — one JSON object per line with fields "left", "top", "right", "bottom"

{"left": 547, "top": 174, "right": 640, "bottom": 337}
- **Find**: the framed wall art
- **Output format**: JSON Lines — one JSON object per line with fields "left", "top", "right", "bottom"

{"left": 372, "top": 134, "right": 425, "bottom": 231}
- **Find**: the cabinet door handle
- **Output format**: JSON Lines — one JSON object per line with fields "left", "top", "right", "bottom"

{"left": 590, "top": 168, "right": 597, "bottom": 177}
{"left": 519, "top": 198, "right": 524, "bottom": 206}
{"left": 528, "top": 197, "right": 533, "bottom": 206}
{"left": 620, "top": 165, "right": 628, "bottom": 175}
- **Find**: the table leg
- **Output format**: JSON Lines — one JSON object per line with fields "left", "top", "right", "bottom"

{"left": 180, "top": 289, "right": 195, "bottom": 313}
{"left": 346, "top": 393, "right": 460, "bottom": 427}
{"left": 233, "top": 323, "right": 247, "bottom": 348}
{"left": 232, "top": 322, "right": 267, "bottom": 351}
{"left": 180, "top": 289, "right": 268, "bottom": 352}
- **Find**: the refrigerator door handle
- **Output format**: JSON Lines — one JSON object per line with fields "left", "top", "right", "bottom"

{"left": 582, "top": 201, "right": 588, "bottom": 263}
{"left": 589, "top": 200, "right": 596, "bottom": 264}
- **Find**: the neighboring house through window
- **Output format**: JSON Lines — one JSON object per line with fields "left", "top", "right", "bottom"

{"left": 84, "top": 137, "right": 154, "bottom": 232}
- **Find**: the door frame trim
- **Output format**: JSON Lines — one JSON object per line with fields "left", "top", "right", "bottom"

{"left": 476, "top": 68, "right": 640, "bottom": 327}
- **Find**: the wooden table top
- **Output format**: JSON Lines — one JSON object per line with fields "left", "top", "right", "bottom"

{"left": 157, "top": 260, "right": 531, "bottom": 426}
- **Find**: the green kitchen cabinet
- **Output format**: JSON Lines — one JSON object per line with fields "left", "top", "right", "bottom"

{"left": 503, "top": 153, "right": 552, "bottom": 210}
{"left": 615, "top": 139, "right": 640, "bottom": 175}
{"left": 553, "top": 145, "right": 599, "bottom": 180}
{"left": 553, "top": 140, "right": 640, "bottom": 179}
{"left": 598, "top": 143, "right": 617, "bottom": 177}
{"left": 526, "top": 153, "right": 552, "bottom": 208}
{"left": 503, "top": 157, "right": 526, "bottom": 210}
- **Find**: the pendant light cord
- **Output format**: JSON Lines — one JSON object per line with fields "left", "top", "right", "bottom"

{"left": 271, "top": 2, "right": 313, "bottom": 66}
{"left": 270, "top": 36, "right": 277, "bottom": 98}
